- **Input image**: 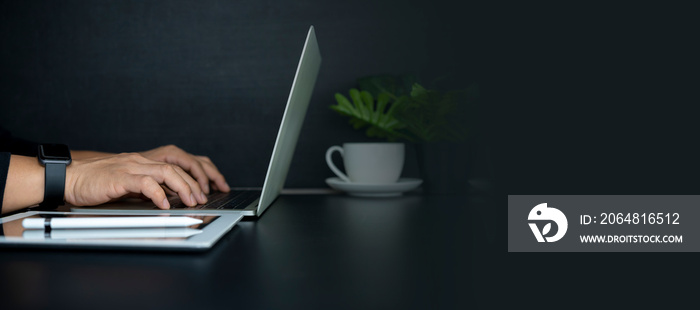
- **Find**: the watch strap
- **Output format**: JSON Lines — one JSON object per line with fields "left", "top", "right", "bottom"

{"left": 39, "top": 162, "right": 66, "bottom": 209}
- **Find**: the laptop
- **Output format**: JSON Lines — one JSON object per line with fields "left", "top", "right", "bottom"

{"left": 73, "top": 26, "right": 321, "bottom": 217}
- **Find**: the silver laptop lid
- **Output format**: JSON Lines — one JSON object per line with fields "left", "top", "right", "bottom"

{"left": 256, "top": 26, "right": 321, "bottom": 216}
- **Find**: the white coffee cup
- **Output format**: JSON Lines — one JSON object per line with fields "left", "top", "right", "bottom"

{"left": 325, "top": 143, "right": 405, "bottom": 184}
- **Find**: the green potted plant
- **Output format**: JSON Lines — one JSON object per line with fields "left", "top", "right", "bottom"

{"left": 330, "top": 74, "right": 479, "bottom": 193}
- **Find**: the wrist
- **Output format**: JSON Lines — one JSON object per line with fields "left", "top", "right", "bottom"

{"left": 64, "top": 162, "right": 77, "bottom": 206}
{"left": 37, "top": 144, "right": 72, "bottom": 209}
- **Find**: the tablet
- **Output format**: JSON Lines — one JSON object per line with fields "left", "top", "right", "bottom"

{"left": 0, "top": 211, "right": 243, "bottom": 251}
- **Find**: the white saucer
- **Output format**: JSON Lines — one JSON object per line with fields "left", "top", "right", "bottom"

{"left": 325, "top": 177, "right": 423, "bottom": 197}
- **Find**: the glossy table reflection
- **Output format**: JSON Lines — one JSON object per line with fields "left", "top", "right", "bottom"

{"left": 0, "top": 194, "right": 491, "bottom": 309}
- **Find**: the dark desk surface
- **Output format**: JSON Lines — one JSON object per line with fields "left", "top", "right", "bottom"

{"left": 0, "top": 194, "right": 494, "bottom": 310}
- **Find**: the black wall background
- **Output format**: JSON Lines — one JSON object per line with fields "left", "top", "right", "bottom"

{"left": 3, "top": 2, "right": 698, "bottom": 195}
{"left": 0, "top": 0, "right": 486, "bottom": 189}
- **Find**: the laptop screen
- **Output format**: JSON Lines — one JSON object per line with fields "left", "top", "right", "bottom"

{"left": 257, "top": 26, "right": 322, "bottom": 216}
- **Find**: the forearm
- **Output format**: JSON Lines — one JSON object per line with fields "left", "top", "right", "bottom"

{"left": 1, "top": 155, "right": 44, "bottom": 214}
{"left": 2, "top": 151, "right": 112, "bottom": 213}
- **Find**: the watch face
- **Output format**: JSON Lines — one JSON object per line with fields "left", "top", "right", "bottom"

{"left": 40, "top": 144, "right": 71, "bottom": 160}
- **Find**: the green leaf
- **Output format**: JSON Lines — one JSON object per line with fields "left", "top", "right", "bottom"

{"left": 349, "top": 88, "right": 369, "bottom": 120}
{"left": 375, "top": 92, "right": 390, "bottom": 123}
{"left": 333, "top": 93, "right": 358, "bottom": 117}
{"left": 329, "top": 105, "right": 351, "bottom": 116}
{"left": 381, "top": 96, "right": 405, "bottom": 124}
{"left": 349, "top": 118, "right": 366, "bottom": 130}
{"left": 361, "top": 91, "right": 374, "bottom": 117}
{"left": 410, "top": 83, "right": 427, "bottom": 97}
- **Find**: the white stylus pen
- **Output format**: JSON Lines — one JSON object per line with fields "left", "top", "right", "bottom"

{"left": 23, "top": 228, "right": 203, "bottom": 239}
{"left": 22, "top": 217, "right": 203, "bottom": 229}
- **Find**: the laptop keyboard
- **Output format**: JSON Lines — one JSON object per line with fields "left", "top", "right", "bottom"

{"left": 169, "top": 190, "right": 261, "bottom": 210}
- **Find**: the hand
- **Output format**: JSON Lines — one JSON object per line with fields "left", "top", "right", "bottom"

{"left": 65, "top": 153, "right": 210, "bottom": 209}
{"left": 139, "top": 145, "right": 230, "bottom": 194}
{"left": 73, "top": 145, "right": 230, "bottom": 194}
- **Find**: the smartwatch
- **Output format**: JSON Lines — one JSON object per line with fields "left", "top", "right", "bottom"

{"left": 38, "top": 144, "right": 72, "bottom": 209}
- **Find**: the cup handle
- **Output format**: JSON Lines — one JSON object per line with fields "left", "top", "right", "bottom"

{"left": 325, "top": 146, "right": 351, "bottom": 183}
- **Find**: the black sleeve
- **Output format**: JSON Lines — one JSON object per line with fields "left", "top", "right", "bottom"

{"left": 0, "top": 126, "right": 38, "bottom": 157}
{"left": 0, "top": 152, "right": 10, "bottom": 213}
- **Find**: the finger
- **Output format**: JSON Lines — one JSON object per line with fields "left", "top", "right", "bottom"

{"left": 123, "top": 175, "right": 170, "bottom": 209}
{"left": 147, "top": 163, "right": 198, "bottom": 207}
{"left": 190, "top": 162, "right": 211, "bottom": 194}
{"left": 197, "top": 155, "right": 213, "bottom": 164}
{"left": 197, "top": 157, "right": 230, "bottom": 192}
{"left": 165, "top": 151, "right": 212, "bottom": 194}
{"left": 172, "top": 165, "right": 208, "bottom": 205}
{"left": 163, "top": 186, "right": 177, "bottom": 196}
